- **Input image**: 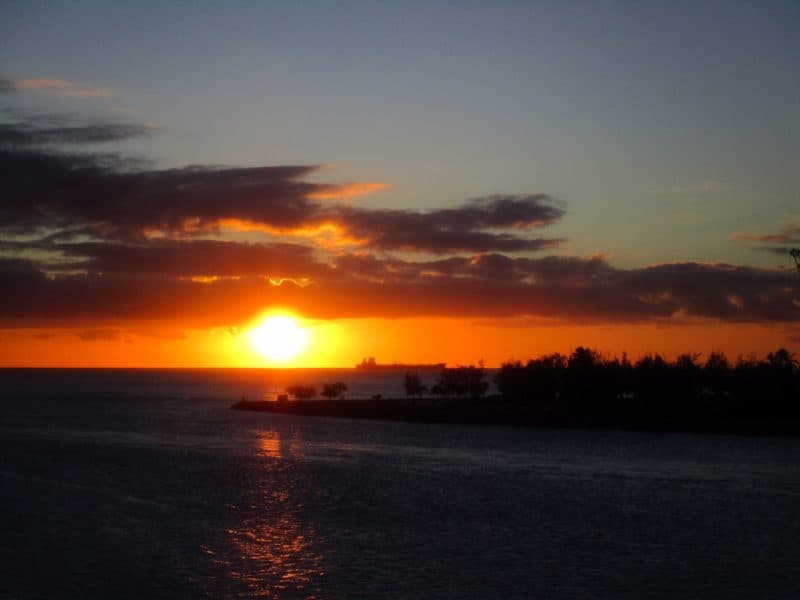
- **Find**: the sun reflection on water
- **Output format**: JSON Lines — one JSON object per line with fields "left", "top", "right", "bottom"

{"left": 206, "top": 428, "right": 325, "bottom": 597}
{"left": 259, "top": 435, "right": 283, "bottom": 459}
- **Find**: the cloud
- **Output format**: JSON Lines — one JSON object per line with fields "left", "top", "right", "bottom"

{"left": 733, "top": 231, "right": 800, "bottom": 245}
{"left": 733, "top": 220, "right": 800, "bottom": 249}
{"left": 328, "top": 194, "right": 565, "bottom": 253}
{"left": 0, "top": 147, "right": 326, "bottom": 237}
{"left": 1, "top": 107, "right": 795, "bottom": 329}
{"left": 1, "top": 77, "right": 112, "bottom": 98}
{"left": 0, "top": 252, "right": 796, "bottom": 325}
{"left": 749, "top": 246, "right": 798, "bottom": 258}
{"left": 338, "top": 255, "right": 799, "bottom": 322}
{"left": 307, "top": 181, "right": 391, "bottom": 200}
{"left": 0, "top": 110, "right": 562, "bottom": 252}
{"left": 0, "top": 112, "right": 156, "bottom": 146}
{"left": 43, "top": 239, "right": 330, "bottom": 278}
{"left": 0, "top": 138, "right": 563, "bottom": 253}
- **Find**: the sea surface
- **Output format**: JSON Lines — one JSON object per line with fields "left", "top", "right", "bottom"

{"left": 1, "top": 369, "right": 799, "bottom": 598}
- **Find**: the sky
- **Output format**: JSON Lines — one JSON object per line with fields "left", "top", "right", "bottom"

{"left": 0, "top": 1, "right": 798, "bottom": 367}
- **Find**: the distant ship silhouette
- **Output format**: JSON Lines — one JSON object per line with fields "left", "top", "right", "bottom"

{"left": 356, "top": 357, "right": 445, "bottom": 370}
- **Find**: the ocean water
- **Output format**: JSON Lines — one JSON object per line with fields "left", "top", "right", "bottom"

{"left": 2, "top": 370, "right": 799, "bottom": 599}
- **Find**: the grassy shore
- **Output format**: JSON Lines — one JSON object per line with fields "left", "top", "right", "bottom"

{"left": 231, "top": 397, "right": 800, "bottom": 438}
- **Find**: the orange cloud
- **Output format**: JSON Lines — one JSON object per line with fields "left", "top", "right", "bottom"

{"left": 217, "top": 219, "right": 369, "bottom": 248}
{"left": 267, "top": 277, "right": 313, "bottom": 287}
{"left": 307, "top": 181, "right": 390, "bottom": 200}
{"left": 11, "top": 78, "right": 113, "bottom": 98}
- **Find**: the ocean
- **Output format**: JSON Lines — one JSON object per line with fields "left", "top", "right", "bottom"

{"left": 2, "top": 369, "right": 799, "bottom": 598}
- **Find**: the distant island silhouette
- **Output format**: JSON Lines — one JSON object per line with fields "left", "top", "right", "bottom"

{"left": 234, "top": 347, "right": 800, "bottom": 437}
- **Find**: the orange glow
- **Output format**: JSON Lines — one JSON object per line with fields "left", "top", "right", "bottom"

{"left": 0, "top": 318, "right": 795, "bottom": 368}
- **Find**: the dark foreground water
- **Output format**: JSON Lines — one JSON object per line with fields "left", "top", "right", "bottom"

{"left": 1, "top": 370, "right": 799, "bottom": 598}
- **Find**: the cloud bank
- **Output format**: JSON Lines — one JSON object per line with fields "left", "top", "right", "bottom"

{"left": 0, "top": 109, "right": 797, "bottom": 326}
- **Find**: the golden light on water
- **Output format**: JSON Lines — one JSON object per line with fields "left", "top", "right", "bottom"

{"left": 248, "top": 314, "right": 310, "bottom": 364}
{"left": 204, "top": 429, "right": 324, "bottom": 596}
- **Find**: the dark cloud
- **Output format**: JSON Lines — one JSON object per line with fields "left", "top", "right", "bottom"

{"left": 0, "top": 79, "right": 14, "bottom": 94}
{"left": 331, "top": 195, "right": 564, "bottom": 253}
{"left": 333, "top": 253, "right": 615, "bottom": 287}
{"left": 333, "top": 254, "right": 469, "bottom": 281}
{"left": 624, "top": 262, "right": 799, "bottom": 322}
{"left": 0, "top": 263, "right": 287, "bottom": 323}
{"left": 45, "top": 239, "right": 329, "bottom": 278}
{"left": 3, "top": 108, "right": 795, "bottom": 329}
{"left": 0, "top": 253, "right": 796, "bottom": 324}
{"left": 0, "top": 147, "right": 324, "bottom": 237}
{"left": 0, "top": 118, "right": 154, "bottom": 146}
{"left": 0, "top": 110, "right": 564, "bottom": 252}
{"left": 346, "top": 193, "right": 565, "bottom": 232}
{"left": 0, "top": 144, "right": 563, "bottom": 253}
{"left": 733, "top": 231, "right": 800, "bottom": 245}
{"left": 733, "top": 226, "right": 800, "bottom": 260}
{"left": 754, "top": 246, "right": 798, "bottom": 256}
{"left": 329, "top": 255, "right": 799, "bottom": 322}
{"left": 0, "top": 106, "right": 156, "bottom": 153}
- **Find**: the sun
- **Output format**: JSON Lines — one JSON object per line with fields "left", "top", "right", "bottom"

{"left": 248, "top": 314, "right": 309, "bottom": 363}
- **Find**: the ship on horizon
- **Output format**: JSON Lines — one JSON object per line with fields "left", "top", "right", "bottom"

{"left": 356, "top": 357, "right": 445, "bottom": 371}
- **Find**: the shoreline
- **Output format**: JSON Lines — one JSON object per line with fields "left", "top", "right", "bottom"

{"left": 231, "top": 397, "right": 800, "bottom": 438}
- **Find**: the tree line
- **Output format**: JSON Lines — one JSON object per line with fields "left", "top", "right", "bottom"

{"left": 283, "top": 382, "right": 348, "bottom": 400}
{"left": 404, "top": 347, "right": 800, "bottom": 425}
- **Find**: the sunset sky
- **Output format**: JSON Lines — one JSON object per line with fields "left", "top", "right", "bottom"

{"left": 1, "top": 1, "right": 799, "bottom": 367}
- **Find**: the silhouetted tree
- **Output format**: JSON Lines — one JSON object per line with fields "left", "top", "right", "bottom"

{"left": 494, "top": 360, "right": 526, "bottom": 400}
{"left": 675, "top": 352, "right": 702, "bottom": 371}
{"left": 495, "top": 354, "right": 566, "bottom": 404}
{"left": 286, "top": 384, "right": 316, "bottom": 399}
{"left": 767, "top": 348, "right": 797, "bottom": 371}
{"left": 705, "top": 350, "right": 729, "bottom": 372}
{"left": 671, "top": 352, "right": 702, "bottom": 413}
{"left": 321, "top": 382, "right": 348, "bottom": 399}
{"left": 701, "top": 350, "right": 732, "bottom": 409}
{"left": 564, "top": 347, "right": 605, "bottom": 411}
{"left": 403, "top": 371, "right": 426, "bottom": 398}
{"left": 568, "top": 346, "right": 602, "bottom": 370}
{"left": 431, "top": 364, "right": 488, "bottom": 398}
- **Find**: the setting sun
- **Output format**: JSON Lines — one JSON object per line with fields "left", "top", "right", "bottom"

{"left": 248, "top": 315, "right": 309, "bottom": 364}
